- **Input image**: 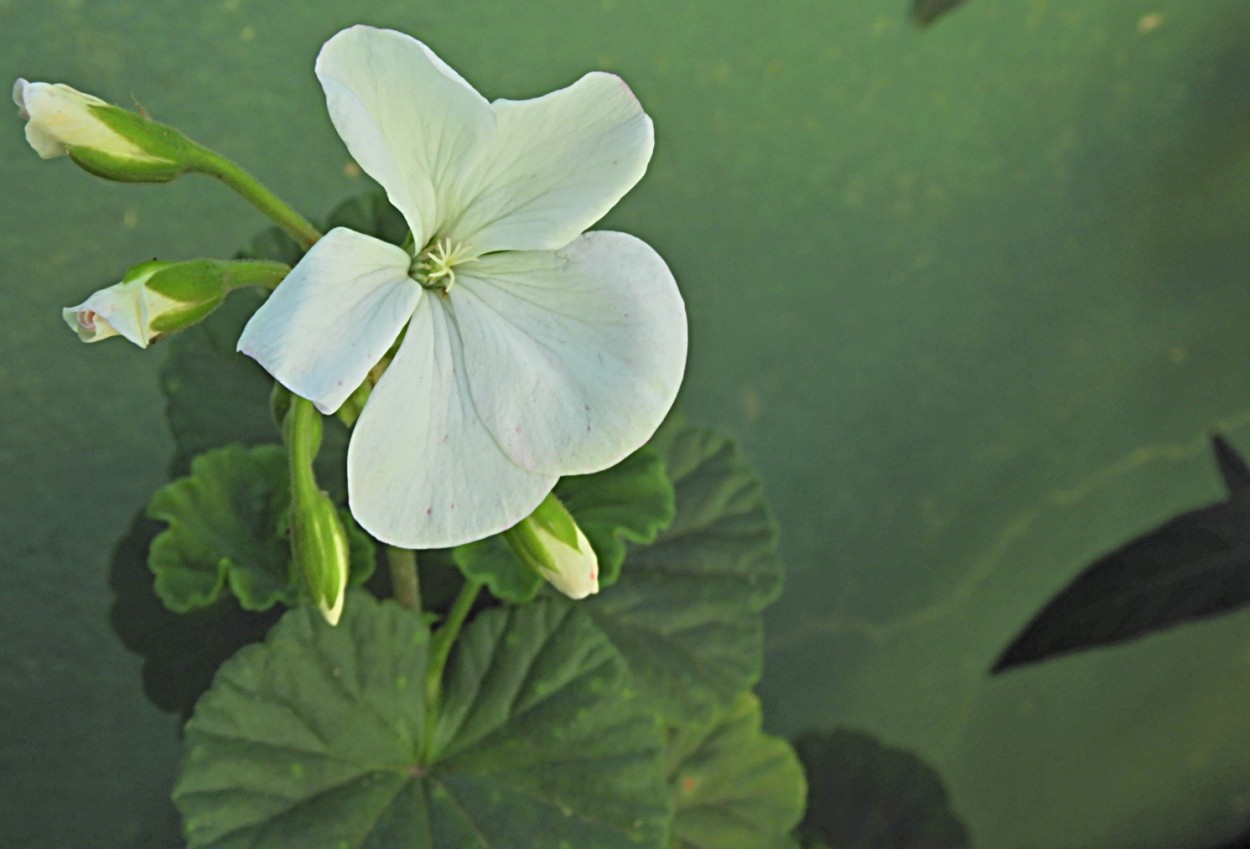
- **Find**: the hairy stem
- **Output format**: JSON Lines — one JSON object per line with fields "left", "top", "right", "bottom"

{"left": 421, "top": 579, "right": 482, "bottom": 760}
{"left": 387, "top": 546, "right": 422, "bottom": 612}
{"left": 188, "top": 148, "right": 321, "bottom": 250}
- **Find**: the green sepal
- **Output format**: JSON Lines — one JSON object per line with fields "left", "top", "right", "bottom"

{"left": 146, "top": 444, "right": 374, "bottom": 612}
{"left": 65, "top": 102, "right": 198, "bottom": 183}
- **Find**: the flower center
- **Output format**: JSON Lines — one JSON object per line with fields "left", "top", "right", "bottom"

{"left": 412, "top": 238, "right": 474, "bottom": 293}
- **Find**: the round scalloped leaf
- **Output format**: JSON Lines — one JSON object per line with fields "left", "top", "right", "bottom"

{"left": 147, "top": 444, "right": 375, "bottom": 612}
{"left": 454, "top": 445, "right": 676, "bottom": 602}
{"left": 175, "top": 594, "right": 671, "bottom": 849}
{"left": 666, "top": 693, "right": 806, "bottom": 849}
{"left": 585, "top": 420, "right": 784, "bottom": 725}
{"left": 109, "top": 510, "right": 281, "bottom": 717}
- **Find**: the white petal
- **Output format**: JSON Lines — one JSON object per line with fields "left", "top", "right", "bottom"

{"left": 448, "top": 72, "right": 654, "bottom": 253}
{"left": 542, "top": 522, "right": 600, "bottom": 600}
{"left": 237, "top": 227, "right": 419, "bottom": 414}
{"left": 15, "top": 80, "right": 142, "bottom": 160}
{"left": 63, "top": 279, "right": 148, "bottom": 347}
{"left": 315, "top": 26, "right": 495, "bottom": 246}
{"left": 454, "top": 231, "right": 686, "bottom": 477}
{"left": 347, "top": 296, "right": 555, "bottom": 548}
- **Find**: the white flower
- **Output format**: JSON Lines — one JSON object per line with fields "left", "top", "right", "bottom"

{"left": 238, "top": 25, "right": 687, "bottom": 550}
{"left": 14, "top": 79, "right": 150, "bottom": 160}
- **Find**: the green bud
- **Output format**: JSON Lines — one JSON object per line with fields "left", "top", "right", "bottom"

{"left": 504, "top": 493, "right": 600, "bottom": 599}
{"left": 14, "top": 79, "right": 199, "bottom": 183}
{"left": 62, "top": 259, "right": 286, "bottom": 348}
{"left": 290, "top": 487, "right": 350, "bottom": 626}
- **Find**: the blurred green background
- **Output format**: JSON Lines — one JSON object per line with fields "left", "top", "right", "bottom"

{"left": 3, "top": 0, "right": 1250, "bottom": 846}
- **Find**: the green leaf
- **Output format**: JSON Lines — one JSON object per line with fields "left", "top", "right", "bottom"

{"left": 794, "top": 730, "right": 969, "bottom": 849}
{"left": 108, "top": 510, "right": 280, "bottom": 717}
{"left": 175, "top": 594, "right": 672, "bottom": 849}
{"left": 666, "top": 693, "right": 806, "bottom": 849}
{"left": 586, "top": 420, "right": 784, "bottom": 725}
{"left": 454, "top": 444, "right": 676, "bottom": 602}
{"left": 146, "top": 444, "right": 375, "bottom": 612}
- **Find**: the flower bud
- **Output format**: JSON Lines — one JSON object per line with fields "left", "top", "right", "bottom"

{"left": 290, "top": 487, "right": 350, "bottom": 626}
{"left": 63, "top": 259, "right": 286, "bottom": 348}
{"left": 13, "top": 78, "right": 196, "bottom": 182}
{"left": 504, "top": 493, "right": 600, "bottom": 599}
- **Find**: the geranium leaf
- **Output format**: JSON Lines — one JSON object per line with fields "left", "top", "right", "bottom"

{"left": 175, "top": 594, "right": 672, "bottom": 849}
{"left": 146, "top": 444, "right": 375, "bottom": 612}
{"left": 794, "top": 730, "right": 969, "bottom": 849}
{"left": 666, "top": 693, "right": 806, "bottom": 849}
{"left": 453, "top": 444, "right": 675, "bottom": 602}
{"left": 585, "top": 420, "right": 784, "bottom": 725}
{"left": 993, "top": 435, "right": 1250, "bottom": 673}
{"left": 108, "top": 510, "right": 280, "bottom": 717}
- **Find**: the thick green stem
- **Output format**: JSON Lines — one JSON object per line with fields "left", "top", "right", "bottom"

{"left": 387, "top": 546, "right": 422, "bottom": 612}
{"left": 421, "top": 579, "right": 482, "bottom": 760}
{"left": 188, "top": 148, "right": 321, "bottom": 250}
{"left": 223, "top": 259, "right": 290, "bottom": 292}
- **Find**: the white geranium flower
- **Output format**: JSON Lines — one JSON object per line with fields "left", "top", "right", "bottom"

{"left": 238, "top": 25, "right": 687, "bottom": 550}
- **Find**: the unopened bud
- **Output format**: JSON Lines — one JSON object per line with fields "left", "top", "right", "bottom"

{"left": 14, "top": 78, "right": 196, "bottom": 182}
{"left": 504, "top": 492, "right": 599, "bottom": 600}
{"left": 290, "top": 488, "right": 350, "bottom": 626}
{"left": 63, "top": 259, "right": 286, "bottom": 348}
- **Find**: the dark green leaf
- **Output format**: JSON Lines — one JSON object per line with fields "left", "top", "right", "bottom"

{"left": 454, "top": 445, "right": 676, "bottom": 602}
{"left": 993, "top": 436, "right": 1250, "bottom": 672}
{"left": 1213, "top": 434, "right": 1250, "bottom": 496}
{"left": 175, "top": 594, "right": 671, "bottom": 849}
{"left": 912, "top": 0, "right": 972, "bottom": 27}
{"left": 666, "top": 693, "right": 806, "bottom": 849}
{"left": 109, "top": 509, "right": 279, "bottom": 717}
{"left": 586, "top": 419, "right": 784, "bottom": 725}
{"left": 322, "top": 192, "right": 409, "bottom": 246}
{"left": 146, "top": 444, "right": 375, "bottom": 612}
{"left": 794, "top": 730, "right": 969, "bottom": 849}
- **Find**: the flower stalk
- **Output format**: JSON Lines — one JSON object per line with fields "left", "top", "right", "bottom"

{"left": 185, "top": 146, "right": 321, "bottom": 250}
{"left": 386, "top": 546, "right": 421, "bottom": 612}
{"left": 421, "top": 578, "right": 482, "bottom": 761}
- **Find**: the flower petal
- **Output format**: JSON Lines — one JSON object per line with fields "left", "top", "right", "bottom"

{"left": 454, "top": 231, "right": 686, "bottom": 477}
{"left": 315, "top": 26, "right": 495, "bottom": 246}
{"left": 237, "top": 227, "right": 418, "bottom": 414}
{"left": 63, "top": 279, "right": 148, "bottom": 346}
{"left": 347, "top": 296, "right": 556, "bottom": 548}
{"left": 448, "top": 72, "right": 654, "bottom": 253}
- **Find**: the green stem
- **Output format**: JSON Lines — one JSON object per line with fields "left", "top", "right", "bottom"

{"left": 188, "top": 148, "right": 321, "bottom": 250}
{"left": 387, "top": 546, "right": 422, "bottom": 612}
{"left": 223, "top": 259, "right": 290, "bottom": 292}
{"left": 421, "top": 579, "right": 482, "bottom": 760}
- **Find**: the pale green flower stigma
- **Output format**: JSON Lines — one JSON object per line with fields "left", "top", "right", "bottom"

{"left": 412, "top": 237, "right": 474, "bottom": 293}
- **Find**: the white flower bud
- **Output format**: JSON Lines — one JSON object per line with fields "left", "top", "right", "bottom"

{"left": 505, "top": 493, "right": 600, "bottom": 600}
{"left": 14, "top": 79, "right": 192, "bottom": 182}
